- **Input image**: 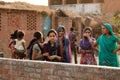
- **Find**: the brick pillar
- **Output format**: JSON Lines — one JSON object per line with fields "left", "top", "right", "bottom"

{"left": 62, "top": 0, "right": 66, "bottom": 5}
{"left": 93, "top": 0, "right": 97, "bottom": 3}
{"left": 75, "top": 17, "right": 82, "bottom": 40}
{"left": 51, "top": 15, "right": 57, "bottom": 30}
{"left": 79, "top": 0, "right": 82, "bottom": 3}
{"left": 77, "top": 0, "right": 80, "bottom": 4}
{"left": 48, "top": 0, "right": 51, "bottom": 5}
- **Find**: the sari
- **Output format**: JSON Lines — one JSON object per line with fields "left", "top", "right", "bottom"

{"left": 57, "top": 26, "right": 72, "bottom": 63}
{"left": 79, "top": 27, "right": 97, "bottom": 65}
{"left": 97, "top": 23, "right": 119, "bottom": 67}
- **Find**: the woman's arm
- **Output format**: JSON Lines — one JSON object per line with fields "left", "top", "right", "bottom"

{"left": 32, "top": 44, "right": 43, "bottom": 60}
{"left": 113, "top": 40, "right": 120, "bottom": 53}
{"left": 93, "top": 42, "right": 98, "bottom": 52}
{"left": 32, "top": 50, "right": 43, "bottom": 60}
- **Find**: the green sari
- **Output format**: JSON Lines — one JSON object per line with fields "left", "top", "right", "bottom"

{"left": 97, "top": 23, "right": 119, "bottom": 67}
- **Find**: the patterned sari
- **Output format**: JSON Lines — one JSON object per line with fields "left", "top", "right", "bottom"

{"left": 79, "top": 27, "right": 97, "bottom": 65}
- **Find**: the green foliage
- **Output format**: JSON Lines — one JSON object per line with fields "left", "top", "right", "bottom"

{"left": 112, "top": 14, "right": 120, "bottom": 27}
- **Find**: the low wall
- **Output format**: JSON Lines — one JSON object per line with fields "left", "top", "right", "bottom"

{"left": 0, "top": 58, "right": 120, "bottom": 80}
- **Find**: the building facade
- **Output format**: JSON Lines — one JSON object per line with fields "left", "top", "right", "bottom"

{"left": 49, "top": 0, "right": 120, "bottom": 14}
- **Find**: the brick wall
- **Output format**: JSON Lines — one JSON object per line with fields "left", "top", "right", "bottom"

{"left": 0, "top": 10, "right": 43, "bottom": 57}
{"left": 0, "top": 58, "right": 120, "bottom": 80}
{"left": 58, "top": 17, "right": 72, "bottom": 34}
{"left": 0, "top": 9, "right": 80, "bottom": 58}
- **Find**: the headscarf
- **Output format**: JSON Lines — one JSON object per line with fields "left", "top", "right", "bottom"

{"left": 101, "top": 23, "right": 119, "bottom": 51}
{"left": 79, "top": 27, "right": 94, "bottom": 50}
{"left": 57, "top": 25, "right": 72, "bottom": 63}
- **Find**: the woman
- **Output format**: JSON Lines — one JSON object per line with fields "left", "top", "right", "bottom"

{"left": 79, "top": 27, "right": 97, "bottom": 65}
{"left": 95, "top": 23, "right": 120, "bottom": 67}
{"left": 31, "top": 31, "right": 44, "bottom": 60}
{"left": 43, "top": 29, "right": 62, "bottom": 62}
{"left": 57, "top": 25, "right": 72, "bottom": 63}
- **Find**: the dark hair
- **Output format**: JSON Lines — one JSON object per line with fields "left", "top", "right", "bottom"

{"left": 10, "top": 30, "right": 18, "bottom": 39}
{"left": 70, "top": 27, "right": 74, "bottom": 31}
{"left": 17, "top": 31, "right": 24, "bottom": 39}
{"left": 47, "top": 29, "right": 57, "bottom": 36}
{"left": 83, "top": 27, "right": 92, "bottom": 33}
{"left": 33, "top": 32, "right": 42, "bottom": 40}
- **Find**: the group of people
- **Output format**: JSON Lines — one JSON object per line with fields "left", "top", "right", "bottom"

{"left": 8, "top": 23, "right": 120, "bottom": 67}
{"left": 9, "top": 25, "right": 72, "bottom": 63}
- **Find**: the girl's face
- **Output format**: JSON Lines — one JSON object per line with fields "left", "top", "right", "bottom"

{"left": 48, "top": 32, "right": 57, "bottom": 43}
{"left": 101, "top": 26, "right": 110, "bottom": 34}
{"left": 84, "top": 29, "right": 91, "bottom": 36}
{"left": 58, "top": 29, "right": 65, "bottom": 37}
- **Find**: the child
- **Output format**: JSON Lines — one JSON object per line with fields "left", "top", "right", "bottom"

{"left": 9, "top": 30, "right": 18, "bottom": 58}
{"left": 14, "top": 31, "right": 26, "bottom": 59}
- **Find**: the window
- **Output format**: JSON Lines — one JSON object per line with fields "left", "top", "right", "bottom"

{"left": 49, "top": 0, "right": 62, "bottom": 5}
{"left": 27, "top": 14, "right": 37, "bottom": 30}
{"left": 81, "top": 0, "right": 93, "bottom": 3}
{"left": 66, "top": 0, "right": 77, "bottom": 4}
{"left": 96, "top": 0, "right": 104, "bottom": 3}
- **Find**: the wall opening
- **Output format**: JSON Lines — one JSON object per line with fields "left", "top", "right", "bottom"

{"left": 96, "top": 0, "right": 104, "bottom": 3}
{"left": 49, "top": 0, "right": 62, "bottom": 5}
{"left": 81, "top": 0, "right": 93, "bottom": 3}
{"left": 27, "top": 14, "right": 37, "bottom": 31}
{"left": 66, "top": 0, "right": 77, "bottom": 4}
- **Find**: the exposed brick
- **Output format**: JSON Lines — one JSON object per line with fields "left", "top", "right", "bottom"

{"left": 0, "top": 58, "right": 120, "bottom": 80}
{"left": 48, "top": 75, "right": 60, "bottom": 80}
{"left": 24, "top": 67, "right": 35, "bottom": 73}
{"left": 35, "top": 68, "right": 42, "bottom": 73}
{"left": 42, "top": 68, "right": 53, "bottom": 74}
{"left": 33, "top": 73, "right": 41, "bottom": 79}
{"left": 57, "top": 70, "right": 70, "bottom": 77}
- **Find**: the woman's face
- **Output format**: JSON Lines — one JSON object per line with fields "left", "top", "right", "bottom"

{"left": 101, "top": 26, "right": 109, "bottom": 34}
{"left": 58, "top": 29, "right": 65, "bottom": 37}
{"left": 48, "top": 32, "right": 57, "bottom": 43}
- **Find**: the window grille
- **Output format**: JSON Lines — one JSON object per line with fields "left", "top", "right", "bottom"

{"left": 27, "top": 14, "right": 37, "bottom": 30}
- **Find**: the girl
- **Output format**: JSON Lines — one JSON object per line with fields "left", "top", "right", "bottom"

{"left": 57, "top": 26, "right": 72, "bottom": 63}
{"left": 14, "top": 31, "right": 26, "bottom": 59}
{"left": 79, "top": 27, "right": 97, "bottom": 65}
{"left": 9, "top": 30, "right": 18, "bottom": 58}
{"left": 31, "top": 31, "right": 44, "bottom": 60}
{"left": 43, "top": 29, "right": 62, "bottom": 62}
{"left": 94, "top": 23, "right": 120, "bottom": 67}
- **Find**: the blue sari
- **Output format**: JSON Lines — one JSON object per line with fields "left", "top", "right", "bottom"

{"left": 57, "top": 26, "right": 72, "bottom": 63}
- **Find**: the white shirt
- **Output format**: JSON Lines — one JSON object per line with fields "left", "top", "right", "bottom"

{"left": 14, "top": 39, "right": 25, "bottom": 50}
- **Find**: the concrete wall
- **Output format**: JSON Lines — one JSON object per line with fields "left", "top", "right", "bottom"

{"left": 49, "top": 3, "right": 101, "bottom": 14}
{"left": 0, "top": 58, "right": 120, "bottom": 80}
{"left": 101, "top": 0, "right": 120, "bottom": 13}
